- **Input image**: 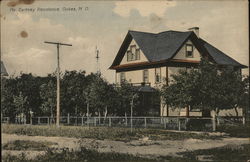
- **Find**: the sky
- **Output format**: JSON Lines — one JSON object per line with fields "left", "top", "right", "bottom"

{"left": 1, "top": 0, "right": 249, "bottom": 83}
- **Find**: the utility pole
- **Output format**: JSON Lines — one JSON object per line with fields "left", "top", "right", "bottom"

{"left": 44, "top": 41, "right": 72, "bottom": 127}
{"left": 95, "top": 46, "right": 100, "bottom": 75}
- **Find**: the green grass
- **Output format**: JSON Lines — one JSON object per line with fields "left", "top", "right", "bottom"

{"left": 2, "top": 124, "right": 221, "bottom": 141}
{"left": 3, "top": 140, "right": 57, "bottom": 151}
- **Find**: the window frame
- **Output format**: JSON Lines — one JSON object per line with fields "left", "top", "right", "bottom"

{"left": 185, "top": 44, "right": 194, "bottom": 58}
{"left": 143, "top": 69, "right": 149, "bottom": 83}
{"left": 135, "top": 49, "right": 140, "bottom": 60}
{"left": 127, "top": 51, "right": 132, "bottom": 61}
{"left": 155, "top": 68, "right": 161, "bottom": 83}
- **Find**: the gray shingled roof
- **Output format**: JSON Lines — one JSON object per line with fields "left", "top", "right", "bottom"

{"left": 130, "top": 30, "right": 192, "bottom": 62}
{"left": 199, "top": 39, "right": 246, "bottom": 67}
{"left": 110, "top": 30, "right": 246, "bottom": 68}
{"left": 128, "top": 30, "right": 246, "bottom": 68}
{"left": 1, "top": 61, "right": 8, "bottom": 76}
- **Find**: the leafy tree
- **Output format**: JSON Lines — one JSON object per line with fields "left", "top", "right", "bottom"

{"left": 40, "top": 80, "right": 56, "bottom": 117}
{"left": 60, "top": 70, "right": 87, "bottom": 116}
{"left": 1, "top": 76, "right": 18, "bottom": 122}
{"left": 161, "top": 59, "right": 248, "bottom": 117}
{"left": 13, "top": 92, "right": 28, "bottom": 116}
{"left": 115, "top": 82, "right": 137, "bottom": 116}
{"left": 86, "top": 74, "right": 118, "bottom": 117}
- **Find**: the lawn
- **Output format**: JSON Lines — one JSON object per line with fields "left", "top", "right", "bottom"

{"left": 3, "top": 140, "right": 57, "bottom": 151}
{"left": 2, "top": 124, "right": 221, "bottom": 141}
{"left": 3, "top": 143, "right": 250, "bottom": 162}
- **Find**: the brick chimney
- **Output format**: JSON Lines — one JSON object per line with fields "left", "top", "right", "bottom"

{"left": 188, "top": 27, "right": 199, "bottom": 37}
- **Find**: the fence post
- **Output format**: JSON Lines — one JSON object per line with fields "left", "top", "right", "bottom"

{"left": 81, "top": 116, "right": 83, "bottom": 126}
{"left": 178, "top": 118, "right": 181, "bottom": 131}
{"left": 212, "top": 115, "right": 216, "bottom": 131}
{"left": 38, "top": 117, "right": 40, "bottom": 125}
{"left": 125, "top": 116, "right": 127, "bottom": 127}
{"left": 94, "top": 117, "right": 97, "bottom": 126}
{"left": 67, "top": 113, "right": 70, "bottom": 125}
{"left": 243, "top": 116, "right": 246, "bottom": 125}
{"left": 164, "top": 118, "right": 167, "bottom": 129}
{"left": 47, "top": 117, "right": 49, "bottom": 125}
{"left": 144, "top": 117, "right": 147, "bottom": 128}
{"left": 216, "top": 116, "right": 220, "bottom": 126}
{"left": 109, "top": 117, "right": 111, "bottom": 127}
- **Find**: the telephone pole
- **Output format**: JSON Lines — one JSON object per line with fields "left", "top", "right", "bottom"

{"left": 95, "top": 46, "right": 100, "bottom": 74}
{"left": 44, "top": 41, "right": 72, "bottom": 127}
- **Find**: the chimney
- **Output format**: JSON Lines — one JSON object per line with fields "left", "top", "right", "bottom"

{"left": 188, "top": 27, "right": 199, "bottom": 37}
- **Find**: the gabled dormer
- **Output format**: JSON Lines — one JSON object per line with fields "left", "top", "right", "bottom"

{"left": 120, "top": 39, "right": 148, "bottom": 65}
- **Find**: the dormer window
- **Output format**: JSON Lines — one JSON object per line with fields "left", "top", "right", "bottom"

{"left": 135, "top": 49, "right": 140, "bottom": 60}
{"left": 127, "top": 45, "right": 140, "bottom": 62}
{"left": 186, "top": 44, "right": 193, "bottom": 58}
{"left": 127, "top": 51, "right": 132, "bottom": 61}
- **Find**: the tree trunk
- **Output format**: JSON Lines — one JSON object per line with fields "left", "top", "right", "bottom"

{"left": 104, "top": 106, "right": 108, "bottom": 118}
{"left": 234, "top": 107, "right": 239, "bottom": 117}
{"left": 215, "top": 108, "right": 220, "bottom": 125}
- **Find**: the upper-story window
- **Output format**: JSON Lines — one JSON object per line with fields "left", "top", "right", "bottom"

{"left": 127, "top": 45, "right": 140, "bottom": 62}
{"left": 155, "top": 68, "right": 161, "bottom": 83}
{"left": 120, "top": 72, "right": 126, "bottom": 83}
{"left": 186, "top": 44, "right": 193, "bottom": 58}
{"left": 143, "top": 70, "right": 149, "bottom": 83}
{"left": 135, "top": 49, "right": 140, "bottom": 60}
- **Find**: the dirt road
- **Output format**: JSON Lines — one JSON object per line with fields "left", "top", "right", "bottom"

{"left": 2, "top": 133, "right": 250, "bottom": 159}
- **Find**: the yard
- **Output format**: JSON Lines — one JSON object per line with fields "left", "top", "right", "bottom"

{"left": 2, "top": 124, "right": 250, "bottom": 161}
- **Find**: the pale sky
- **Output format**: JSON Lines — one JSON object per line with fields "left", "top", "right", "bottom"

{"left": 1, "top": 0, "right": 249, "bottom": 83}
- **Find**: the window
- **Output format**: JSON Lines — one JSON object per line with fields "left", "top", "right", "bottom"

{"left": 127, "top": 51, "right": 132, "bottom": 61}
{"left": 135, "top": 49, "right": 140, "bottom": 60}
{"left": 155, "top": 68, "right": 161, "bottom": 83}
{"left": 143, "top": 70, "right": 149, "bottom": 83}
{"left": 127, "top": 45, "right": 140, "bottom": 62}
{"left": 120, "top": 72, "right": 126, "bottom": 83}
{"left": 186, "top": 44, "right": 193, "bottom": 58}
{"left": 130, "top": 45, "right": 136, "bottom": 55}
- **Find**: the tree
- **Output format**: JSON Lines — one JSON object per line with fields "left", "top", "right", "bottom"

{"left": 116, "top": 82, "right": 137, "bottom": 116}
{"left": 86, "top": 74, "right": 118, "bottom": 117}
{"left": 161, "top": 59, "right": 248, "bottom": 117}
{"left": 40, "top": 80, "right": 56, "bottom": 117}
{"left": 60, "top": 70, "right": 87, "bottom": 116}
{"left": 1, "top": 76, "right": 19, "bottom": 122}
{"left": 13, "top": 92, "right": 28, "bottom": 122}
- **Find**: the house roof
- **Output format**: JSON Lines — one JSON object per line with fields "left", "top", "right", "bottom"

{"left": 199, "top": 39, "right": 246, "bottom": 67}
{"left": 129, "top": 30, "right": 192, "bottom": 62}
{"left": 1, "top": 61, "right": 8, "bottom": 76}
{"left": 110, "top": 30, "right": 247, "bottom": 69}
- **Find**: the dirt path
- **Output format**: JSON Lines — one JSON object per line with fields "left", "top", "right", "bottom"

{"left": 2, "top": 133, "right": 250, "bottom": 159}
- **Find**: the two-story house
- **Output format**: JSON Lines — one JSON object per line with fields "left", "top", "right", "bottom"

{"left": 109, "top": 27, "right": 247, "bottom": 117}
